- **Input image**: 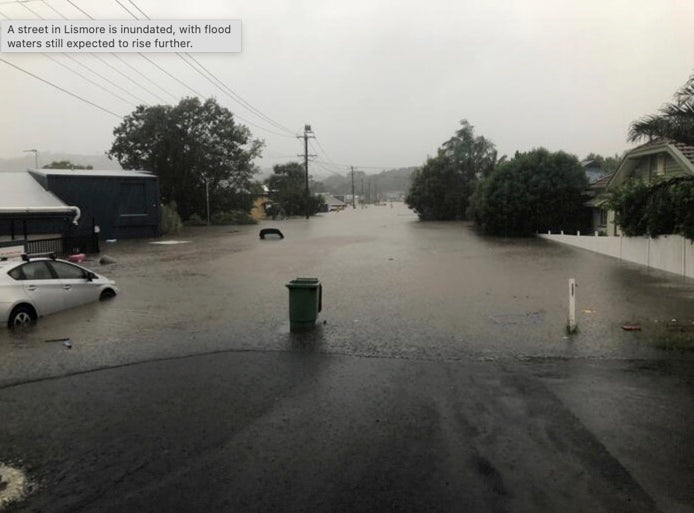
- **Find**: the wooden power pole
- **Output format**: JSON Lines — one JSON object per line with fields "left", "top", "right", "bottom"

{"left": 297, "top": 125, "right": 315, "bottom": 219}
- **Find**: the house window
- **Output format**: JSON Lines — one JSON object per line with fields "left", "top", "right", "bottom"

{"left": 656, "top": 154, "right": 665, "bottom": 176}
{"left": 599, "top": 208, "right": 608, "bottom": 227}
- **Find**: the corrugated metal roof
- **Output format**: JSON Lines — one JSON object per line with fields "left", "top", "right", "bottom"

{"left": 0, "top": 171, "right": 67, "bottom": 208}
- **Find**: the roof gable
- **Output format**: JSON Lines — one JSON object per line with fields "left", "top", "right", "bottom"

{"left": 606, "top": 139, "right": 694, "bottom": 190}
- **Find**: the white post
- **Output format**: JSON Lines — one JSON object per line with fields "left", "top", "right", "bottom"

{"left": 567, "top": 278, "right": 577, "bottom": 334}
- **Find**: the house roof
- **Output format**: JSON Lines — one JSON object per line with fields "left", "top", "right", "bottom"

{"left": 0, "top": 171, "right": 79, "bottom": 221}
{"left": 29, "top": 168, "right": 156, "bottom": 179}
{"left": 606, "top": 138, "right": 694, "bottom": 190}
{"left": 0, "top": 171, "right": 68, "bottom": 209}
{"left": 589, "top": 173, "right": 613, "bottom": 189}
{"left": 317, "top": 193, "right": 346, "bottom": 206}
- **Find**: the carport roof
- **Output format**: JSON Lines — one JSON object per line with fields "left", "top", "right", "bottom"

{"left": 30, "top": 168, "right": 156, "bottom": 178}
{"left": 0, "top": 171, "right": 67, "bottom": 209}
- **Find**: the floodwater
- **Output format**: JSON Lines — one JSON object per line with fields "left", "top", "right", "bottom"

{"left": 2, "top": 202, "right": 694, "bottom": 384}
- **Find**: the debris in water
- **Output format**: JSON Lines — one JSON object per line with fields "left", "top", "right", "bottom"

{"left": 63, "top": 340, "right": 72, "bottom": 349}
{"left": 621, "top": 324, "right": 641, "bottom": 331}
{"left": 99, "top": 255, "right": 116, "bottom": 265}
{"left": 0, "top": 463, "right": 29, "bottom": 509}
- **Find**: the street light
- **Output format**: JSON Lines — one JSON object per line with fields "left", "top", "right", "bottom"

{"left": 23, "top": 149, "right": 38, "bottom": 168}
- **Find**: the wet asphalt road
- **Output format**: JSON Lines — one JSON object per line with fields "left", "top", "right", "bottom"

{"left": 1, "top": 203, "right": 694, "bottom": 512}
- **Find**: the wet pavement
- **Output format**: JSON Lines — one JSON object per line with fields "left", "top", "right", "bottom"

{"left": 1, "top": 203, "right": 694, "bottom": 512}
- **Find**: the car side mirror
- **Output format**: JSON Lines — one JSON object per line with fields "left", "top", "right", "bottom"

{"left": 87, "top": 272, "right": 96, "bottom": 281}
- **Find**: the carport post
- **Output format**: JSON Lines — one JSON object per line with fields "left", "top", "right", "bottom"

{"left": 567, "top": 278, "right": 577, "bottom": 334}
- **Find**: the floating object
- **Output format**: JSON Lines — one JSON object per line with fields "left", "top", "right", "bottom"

{"left": 99, "top": 255, "right": 116, "bottom": 265}
{"left": 105, "top": 239, "right": 117, "bottom": 243}
{"left": 67, "top": 253, "right": 85, "bottom": 263}
{"left": 0, "top": 463, "right": 28, "bottom": 508}
{"left": 260, "top": 228, "right": 284, "bottom": 239}
{"left": 621, "top": 324, "right": 641, "bottom": 331}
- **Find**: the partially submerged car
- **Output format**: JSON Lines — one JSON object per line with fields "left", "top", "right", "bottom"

{"left": 0, "top": 253, "right": 118, "bottom": 328}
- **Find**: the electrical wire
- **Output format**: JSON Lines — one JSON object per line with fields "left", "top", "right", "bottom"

{"left": 0, "top": 57, "right": 122, "bottom": 117}
{"left": 50, "top": 54, "right": 139, "bottom": 106}
{"left": 125, "top": 0, "right": 297, "bottom": 137}
{"left": 8, "top": 2, "right": 167, "bottom": 104}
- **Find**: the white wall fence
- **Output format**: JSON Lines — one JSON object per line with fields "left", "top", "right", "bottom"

{"left": 539, "top": 231, "right": 694, "bottom": 279}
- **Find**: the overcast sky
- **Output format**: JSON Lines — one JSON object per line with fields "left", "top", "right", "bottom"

{"left": 1, "top": 0, "right": 693, "bottom": 177}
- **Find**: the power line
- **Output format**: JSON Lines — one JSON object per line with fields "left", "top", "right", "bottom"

{"left": 89, "top": 53, "right": 167, "bottom": 103}
{"left": 175, "top": 54, "right": 295, "bottom": 138}
{"left": 313, "top": 159, "right": 410, "bottom": 172}
{"left": 64, "top": 0, "right": 92, "bottom": 18}
{"left": 50, "top": 54, "right": 139, "bottom": 106}
{"left": 126, "top": 0, "right": 148, "bottom": 19}
{"left": 114, "top": 0, "right": 137, "bottom": 18}
{"left": 10, "top": 2, "right": 167, "bottom": 105}
{"left": 184, "top": 53, "right": 296, "bottom": 135}
{"left": 124, "top": 0, "right": 298, "bottom": 137}
{"left": 110, "top": 54, "right": 179, "bottom": 102}
{"left": 40, "top": 0, "right": 65, "bottom": 18}
{"left": 0, "top": 57, "right": 122, "bottom": 118}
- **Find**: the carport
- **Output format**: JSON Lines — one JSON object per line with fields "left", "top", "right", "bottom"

{"left": 0, "top": 171, "right": 81, "bottom": 257}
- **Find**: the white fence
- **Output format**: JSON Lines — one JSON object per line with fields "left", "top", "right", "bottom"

{"left": 539, "top": 232, "right": 694, "bottom": 279}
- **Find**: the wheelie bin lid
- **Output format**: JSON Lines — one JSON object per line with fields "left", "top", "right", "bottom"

{"left": 286, "top": 277, "right": 320, "bottom": 288}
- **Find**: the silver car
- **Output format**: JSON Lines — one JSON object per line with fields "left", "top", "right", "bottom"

{"left": 0, "top": 255, "right": 118, "bottom": 328}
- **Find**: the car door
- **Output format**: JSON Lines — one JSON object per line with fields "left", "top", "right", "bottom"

{"left": 17, "top": 261, "right": 65, "bottom": 316}
{"left": 47, "top": 261, "right": 99, "bottom": 309}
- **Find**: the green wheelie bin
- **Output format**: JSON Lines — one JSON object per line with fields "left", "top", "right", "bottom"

{"left": 286, "top": 277, "right": 322, "bottom": 331}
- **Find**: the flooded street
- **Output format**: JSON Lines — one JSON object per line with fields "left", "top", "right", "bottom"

{"left": 2, "top": 202, "right": 693, "bottom": 384}
{"left": 2, "top": 203, "right": 694, "bottom": 512}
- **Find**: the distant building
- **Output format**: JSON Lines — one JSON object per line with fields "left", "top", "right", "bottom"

{"left": 317, "top": 193, "right": 347, "bottom": 212}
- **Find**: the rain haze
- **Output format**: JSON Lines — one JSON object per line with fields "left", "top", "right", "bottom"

{"left": 1, "top": 0, "right": 693, "bottom": 174}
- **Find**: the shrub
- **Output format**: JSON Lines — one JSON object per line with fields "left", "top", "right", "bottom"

{"left": 609, "top": 176, "right": 694, "bottom": 239}
{"left": 159, "top": 201, "right": 182, "bottom": 235}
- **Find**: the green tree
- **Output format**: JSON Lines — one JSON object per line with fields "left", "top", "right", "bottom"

{"left": 583, "top": 153, "right": 621, "bottom": 175}
{"left": 265, "top": 162, "right": 324, "bottom": 217}
{"left": 42, "top": 160, "right": 93, "bottom": 170}
{"left": 406, "top": 120, "right": 499, "bottom": 220}
{"left": 608, "top": 176, "right": 694, "bottom": 239}
{"left": 108, "top": 97, "right": 263, "bottom": 220}
{"left": 628, "top": 72, "right": 694, "bottom": 145}
{"left": 468, "top": 148, "right": 589, "bottom": 236}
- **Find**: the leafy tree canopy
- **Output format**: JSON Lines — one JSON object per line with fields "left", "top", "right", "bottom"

{"left": 468, "top": 148, "right": 589, "bottom": 236}
{"left": 583, "top": 153, "right": 621, "bottom": 175}
{"left": 265, "top": 162, "right": 324, "bottom": 217}
{"left": 42, "top": 160, "right": 93, "bottom": 170}
{"left": 406, "top": 120, "right": 500, "bottom": 220}
{"left": 108, "top": 97, "right": 263, "bottom": 220}
{"left": 608, "top": 176, "right": 694, "bottom": 239}
{"left": 628, "top": 72, "right": 694, "bottom": 145}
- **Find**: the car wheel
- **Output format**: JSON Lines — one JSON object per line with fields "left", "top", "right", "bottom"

{"left": 100, "top": 289, "right": 116, "bottom": 301}
{"left": 9, "top": 305, "right": 35, "bottom": 329}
